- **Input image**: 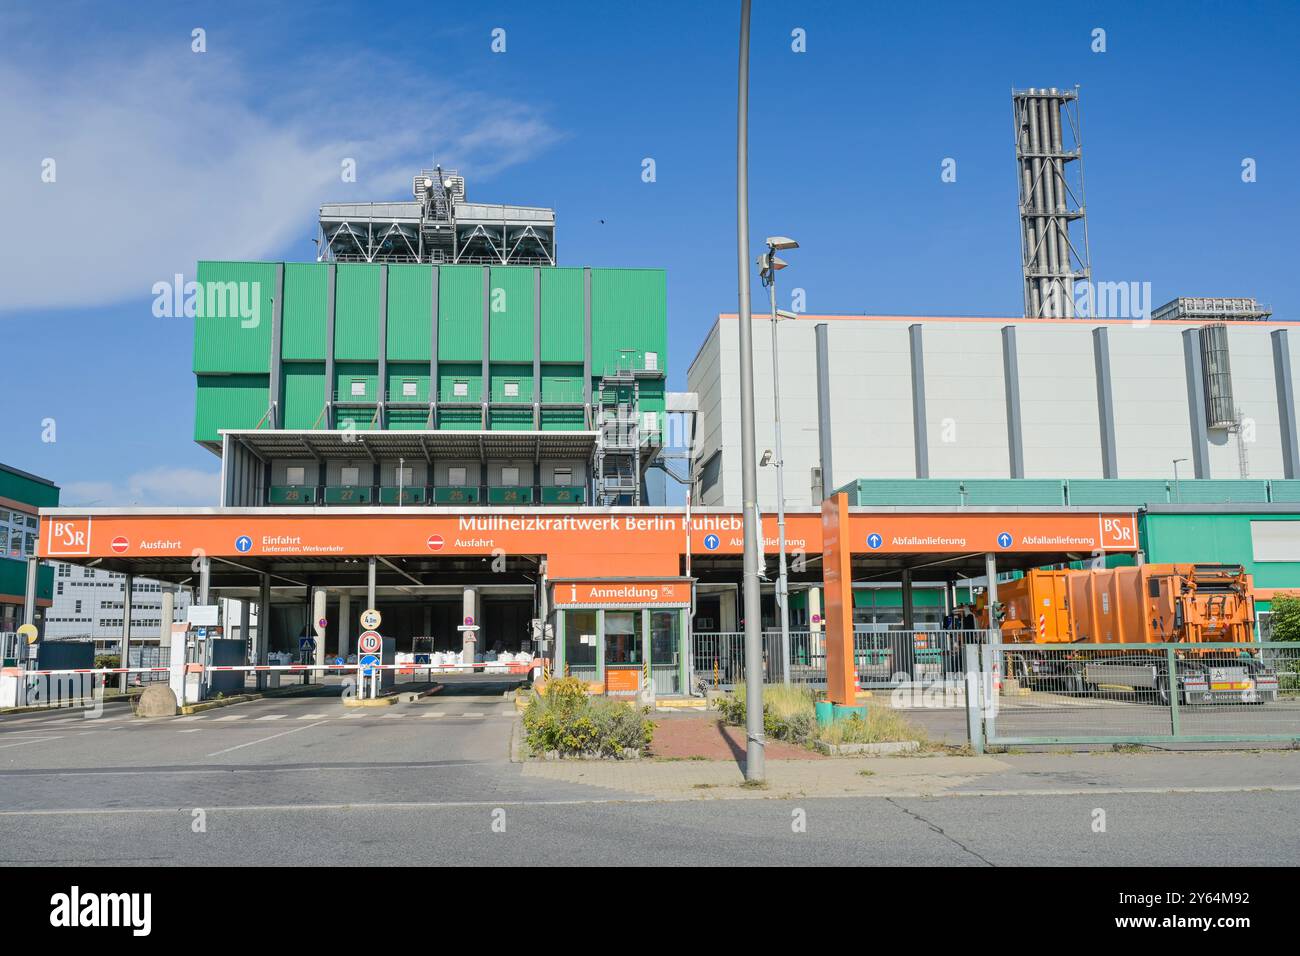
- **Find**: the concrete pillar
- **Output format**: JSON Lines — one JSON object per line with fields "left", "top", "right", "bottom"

{"left": 338, "top": 590, "right": 352, "bottom": 658}
{"left": 159, "top": 589, "right": 175, "bottom": 648}
{"left": 120, "top": 574, "right": 134, "bottom": 693}
{"left": 198, "top": 556, "right": 211, "bottom": 606}
{"left": 719, "top": 587, "right": 738, "bottom": 632}
{"left": 23, "top": 557, "right": 38, "bottom": 630}
{"left": 238, "top": 598, "right": 250, "bottom": 654}
{"left": 366, "top": 557, "right": 377, "bottom": 612}
{"left": 461, "top": 586, "right": 479, "bottom": 669}
{"left": 256, "top": 572, "right": 271, "bottom": 690}
{"left": 312, "top": 587, "right": 327, "bottom": 672}
{"left": 900, "top": 569, "right": 915, "bottom": 630}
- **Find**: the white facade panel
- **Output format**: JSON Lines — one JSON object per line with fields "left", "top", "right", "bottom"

{"left": 1107, "top": 325, "right": 1195, "bottom": 477}
{"left": 1017, "top": 325, "right": 1104, "bottom": 478}
{"left": 922, "top": 325, "right": 1008, "bottom": 478}
{"left": 690, "top": 315, "right": 1300, "bottom": 507}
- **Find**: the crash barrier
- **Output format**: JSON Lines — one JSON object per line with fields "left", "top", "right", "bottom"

{"left": 691, "top": 629, "right": 990, "bottom": 689}
{"left": 968, "top": 641, "right": 1300, "bottom": 750}
{"left": 0, "top": 659, "right": 548, "bottom": 710}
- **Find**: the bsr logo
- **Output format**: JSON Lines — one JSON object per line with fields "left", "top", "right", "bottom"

{"left": 1103, "top": 518, "right": 1133, "bottom": 542}
{"left": 53, "top": 521, "right": 86, "bottom": 548}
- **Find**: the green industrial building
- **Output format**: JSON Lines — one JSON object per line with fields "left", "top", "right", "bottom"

{"left": 194, "top": 262, "right": 668, "bottom": 508}
{"left": 0, "top": 463, "right": 58, "bottom": 633}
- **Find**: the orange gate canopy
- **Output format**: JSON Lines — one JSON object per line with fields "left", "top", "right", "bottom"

{"left": 39, "top": 508, "right": 1139, "bottom": 578}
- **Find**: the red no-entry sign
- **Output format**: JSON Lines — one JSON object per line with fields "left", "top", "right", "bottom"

{"left": 427, "top": 534, "right": 444, "bottom": 551}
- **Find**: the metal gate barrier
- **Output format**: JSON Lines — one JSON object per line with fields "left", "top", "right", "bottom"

{"left": 968, "top": 641, "right": 1300, "bottom": 751}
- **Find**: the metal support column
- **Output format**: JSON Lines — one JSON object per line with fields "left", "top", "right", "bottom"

{"left": 120, "top": 574, "right": 134, "bottom": 693}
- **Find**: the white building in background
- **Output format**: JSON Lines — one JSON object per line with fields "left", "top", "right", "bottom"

{"left": 688, "top": 313, "right": 1300, "bottom": 508}
{"left": 45, "top": 563, "right": 192, "bottom": 651}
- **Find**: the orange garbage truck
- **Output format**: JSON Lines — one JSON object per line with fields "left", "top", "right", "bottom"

{"left": 984, "top": 564, "right": 1277, "bottom": 704}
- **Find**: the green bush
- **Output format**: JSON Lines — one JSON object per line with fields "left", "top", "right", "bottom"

{"left": 94, "top": 654, "right": 121, "bottom": 670}
{"left": 523, "top": 680, "right": 655, "bottom": 758}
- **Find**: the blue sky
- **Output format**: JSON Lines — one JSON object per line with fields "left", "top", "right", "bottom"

{"left": 2, "top": 1, "right": 1297, "bottom": 504}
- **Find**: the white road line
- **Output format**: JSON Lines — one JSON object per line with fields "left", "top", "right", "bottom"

{"left": 255, "top": 714, "right": 287, "bottom": 721}
{"left": 206, "top": 721, "right": 329, "bottom": 757}
{"left": 297, "top": 713, "right": 329, "bottom": 720}
{"left": 177, "top": 729, "right": 201, "bottom": 734}
{"left": 0, "top": 736, "right": 64, "bottom": 750}
{"left": 341, "top": 712, "right": 365, "bottom": 719}
{"left": 423, "top": 712, "right": 447, "bottom": 718}
{"left": 175, "top": 715, "right": 205, "bottom": 722}
{"left": 214, "top": 715, "right": 246, "bottom": 721}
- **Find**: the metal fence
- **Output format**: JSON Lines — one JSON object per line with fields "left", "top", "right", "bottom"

{"left": 690, "top": 629, "right": 990, "bottom": 690}
{"left": 976, "top": 641, "right": 1300, "bottom": 747}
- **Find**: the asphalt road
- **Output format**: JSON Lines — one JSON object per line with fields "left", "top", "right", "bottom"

{"left": 2, "top": 688, "right": 1298, "bottom": 866}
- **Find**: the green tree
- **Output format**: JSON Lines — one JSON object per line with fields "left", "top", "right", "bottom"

{"left": 1266, "top": 593, "right": 1300, "bottom": 642}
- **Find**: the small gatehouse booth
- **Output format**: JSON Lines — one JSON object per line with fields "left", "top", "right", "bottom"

{"left": 550, "top": 578, "right": 692, "bottom": 698}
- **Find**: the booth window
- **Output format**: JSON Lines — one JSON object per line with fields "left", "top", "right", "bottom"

{"left": 340, "top": 466, "right": 360, "bottom": 486}
{"left": 501, "top": 466, "right": 520, "bottom": 486}
{"left": 448, "top": 466, "right": 467, "bottom": 486}
{"left": 553, "top": 468, "right": 572, "bottom": 487}
{"left": 350, "top": 380, "right": 366, "bottom": 398}
{"left": 565, "top": 610, "right": 597, "bottom": 673}
{"left": 286, "top": 466, "right": 306, "bottom": 485}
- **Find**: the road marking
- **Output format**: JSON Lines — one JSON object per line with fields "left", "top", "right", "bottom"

{"left": 6, "top": 784, "right": 1300, "bottom": 818}
{"left": 423, "top": 712, "right": 447, "bottom": 718}
{"left": 214, "top": 715, "right": 246, "bottom": 721}
{"left": 297, "top": 713, "right": 329, "bottom": 720}
{"left": 459, "top": 713, "right": 485, "bottom": 718}
{"left": 0, "top": 736, "right": 64, "bottom": 750}
{"left": 255, "top": 714, "right": 287, "bottom": 721}
{"left": 175, "top": 715, "right": 205, "bottom": 722}
{"left": 177, "top": 729, "right": 201, "bottom": 734}
{"left": 206, "top": 721, "right": 329, "bottom": 757}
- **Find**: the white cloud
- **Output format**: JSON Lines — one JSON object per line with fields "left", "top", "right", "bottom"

{"left": 62, "top": 467, "right": 220, "bottom": 507}
{"left": 0, "top": 43, "right": 561, "bottom": 312}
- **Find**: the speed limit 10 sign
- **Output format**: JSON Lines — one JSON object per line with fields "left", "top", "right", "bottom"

{"left": 358, "top": 631, "right": 382, "bottom": 654}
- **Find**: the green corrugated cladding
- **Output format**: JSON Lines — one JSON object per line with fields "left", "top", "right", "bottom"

{"left": 334, "top": 264, "right": 381, "bottom": 361}
{"left": 438, "top": 266, "right": 483, "bottom": 362}
{"left": 334, "top": 363, "right": 379, "bottom": 428}
{"left": 387, "top": 365, "right": 429, "bottom": 402}
{"left": 1065, "top": 479, "right": 1170, "bottom": 506}
{"left": 1139, "top": 512, "right": 1300, "bottom": 591}
{"left": 489, "top": 267, "right": 534, "bottom": 363}
{"left": 281, "top": 263, "right": 328, "bottom": 360}
{"left": 540, "top": 268, "right": 584, "bottom": 362}
{"left": 964, "top": 479, "right": 1064, "bottom": 506}
{"left": 193, "top": 261, "right": 276, "bottom": 373}
{"left": 638, "top": 378, "right": 665, "bottom": 438}
{"left": 438, "top": 364, "right": 482, "bottom": 402}
{"left": 1169, "top": 479, "right": 1271, "bottom": 504}
{"left": 851, "top": 587, "right": 974, "bottom": 608}
{"left": 0, "top": 466, "right": 59, "bottom": 509}
{"left": 1269, "top": 480, "right": 1300, "bottom": 503}
{"left": 194, "top": 375, "right": 269, "bottom": 442}
{"left": 851, "top": 479, "right": 965, "bottom": 506}
{"left": 490, "top": 364, "right": 533, "bottom": 402}
{"left": 282, "top": 364, "right": 327, "bottom": 429}
{"left": 386, "top": 265, "right": 432, "bottom": 362}
{"left": 589, "top": 269, "right": 666, "bottom": 375}
{"left": 541, "top": 366, "right": 584, "bottom": 404}
{"left": 0, "top": 559, "right": 53, "bottom": 604}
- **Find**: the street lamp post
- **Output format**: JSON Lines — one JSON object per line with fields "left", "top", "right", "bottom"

{"left": 759, "top": 238, "right": 798, "bottom": 685}
{"left": 1172, "top": 457, "right": 1188, "bottom": 502}
{"left": 735, "top": 0, "right": 765, "bottom": 781}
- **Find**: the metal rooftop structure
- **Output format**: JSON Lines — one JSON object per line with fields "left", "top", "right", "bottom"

{"left": 318, "top": 166, "right": 556, "bottom": 266}
{"left": 1151, "top": 297, "right": 1273, "bottom": 322}
{"left": 1012, "top": 86, "right": 1093, "bottom": 318}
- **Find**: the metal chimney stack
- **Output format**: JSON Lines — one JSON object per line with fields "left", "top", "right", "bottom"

{"left": 1013, "top": 86, "right": 1092, "bottom": 318}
